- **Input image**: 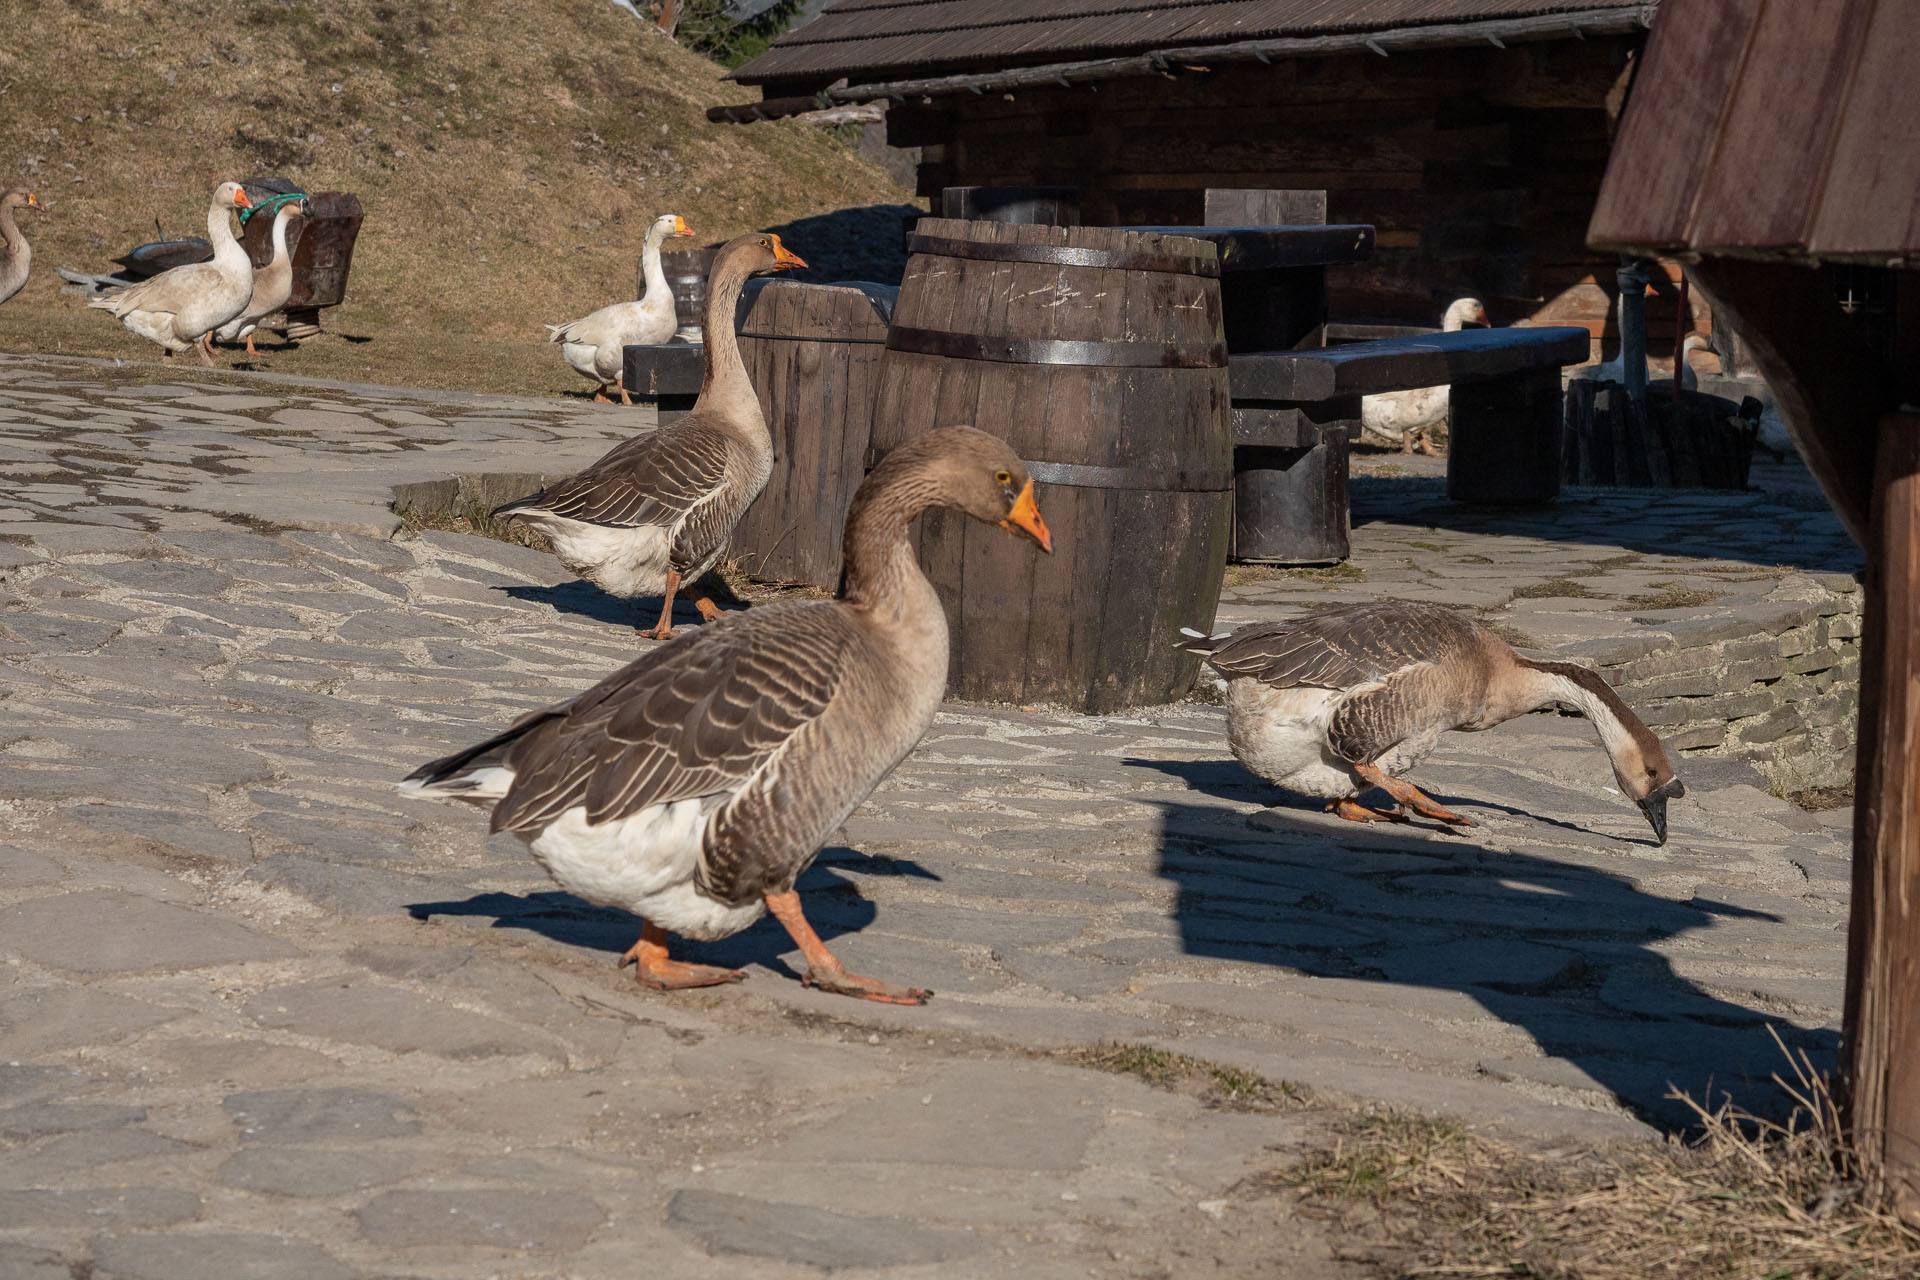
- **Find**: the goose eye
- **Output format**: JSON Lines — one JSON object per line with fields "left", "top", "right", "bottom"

{"left": 995, "top": 470, "right": 1012, "bottom": 485}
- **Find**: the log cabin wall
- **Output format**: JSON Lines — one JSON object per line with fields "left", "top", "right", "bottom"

{"left": 888, "top": 35, "right": 1694, "bottom": 362}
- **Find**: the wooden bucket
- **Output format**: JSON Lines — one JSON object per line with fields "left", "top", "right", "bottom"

{"left": 730, "top": 280, "right": 896, "bottom": 590}
{"left": 871, "top": 218, "right": 1233, "bottom": 712}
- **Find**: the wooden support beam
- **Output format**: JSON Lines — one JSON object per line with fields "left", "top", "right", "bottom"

{"left": 1686, "top": 258, "right": 1888, "bottom": 546}
{"left": 1844, "top": 409, "right": 1920, "bottom": 1213}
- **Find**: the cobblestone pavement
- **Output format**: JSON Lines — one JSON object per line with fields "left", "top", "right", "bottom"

{"left": 0, "top": 356, "right": 1859, "bottom": 1277}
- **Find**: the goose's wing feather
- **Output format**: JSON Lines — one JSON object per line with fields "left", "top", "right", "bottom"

{"left": 1200, "top": 604, "right": 1471, "bottom": 688}
{"left": 505, "top": 420, "right": 731, "bottom": 529}
{"left": 1326, "top": 661, "right": 1463, "bottom": 764}
{"left": 473, "top": 602, "right": 849, "bottom": 832}
{"left": 88, "top": 261, "right": 219, "bottom": 316}
{"left": 1200, "top": 604, "right": 1489, "bottom": 763}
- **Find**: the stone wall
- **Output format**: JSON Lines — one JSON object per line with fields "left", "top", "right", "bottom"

{"left": 1571, "top": 573, "right": 1861, "bottom": 791}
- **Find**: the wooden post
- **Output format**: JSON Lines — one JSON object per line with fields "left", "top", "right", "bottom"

{"left": 1446, "top": 369, "right": 1563, "bottom": 505}
{"left": 1616, "top": 257, "right": 1651, "bottom": 402}
{"left": 1672, "top": 271, "right": 1690, "bottom": 404}
{"left": 1843, "top": 409, "right": 1920, "bottom": 1211}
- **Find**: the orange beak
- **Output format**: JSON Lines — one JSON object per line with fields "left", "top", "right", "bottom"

{"left": 999, "top": 479, "right": 1052, "bottom": 553}
{"left": 233, "top": 187, "right": 252, "bottom": 209}
{"left": 769, "top": 234, "right": 808, "bottom": 270}
{"left": 671, "top": 215, "right": 693, "bottom": 237}
{"left": 24, "top": 193, "right": 40, "bottom": 209}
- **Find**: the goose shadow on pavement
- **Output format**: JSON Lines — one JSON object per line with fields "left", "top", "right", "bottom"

{"left": 1125, "top": 755, "right": 1839, "bottom": 1132}
{"left": 405, "top": 848, "right": 938, "bottom": 982}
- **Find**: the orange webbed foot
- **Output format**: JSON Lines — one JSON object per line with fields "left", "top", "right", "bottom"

{"left": 620, "top": 926, "right": 744, "bottom": 990}
{"left": 1328, "top": 798, "right": 1407, "bottom": 824}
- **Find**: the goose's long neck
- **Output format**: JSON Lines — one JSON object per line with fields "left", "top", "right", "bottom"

{"left": 1509, "top": 658, "right": 1648, "bottom": 774}
{"left": 696, "top": 252, "right": 757, "bottom": 416}
{"left": 269, "top": 208, "right": 294, "bottom": 265}
{"left": 840, "top": 470, "right": 944, "bottom": 631}
{"left": 0, "top": 203, "right": 23, "bottom": 259}
{"left": 207, "top": 198, "right": 247, "bottom": 270}
{"left": 638, "top": 223, "right": 670, "bottom": 303}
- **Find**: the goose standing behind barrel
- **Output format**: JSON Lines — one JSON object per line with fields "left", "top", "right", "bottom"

{"left": 1180, "top": 602, "right": 1684, "bottom": 843}
{"left": 402, "top": 426, "right": 1052, "bottom": 1005}
{"left": 496, "top": 231, "right": 806, "bottom": 638}
{"left": 545, "top": 212, "right": 694, "bottom": 403}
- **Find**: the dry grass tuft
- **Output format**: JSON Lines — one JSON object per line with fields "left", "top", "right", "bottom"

{"left": 1279, "top": 1033, "right": 1920, "bottom": 1279}
{"left": 1065, "top": 1042, "right": 1303, "bottom": 1113}
{"left": 1511, "top": 577, "right": 1601, "bottom": 600}
{"left": 1786, "top": 784, "right": 1854, "bottom": 813}
{"left": 1222, "top": 561, "right": 1366, "bottom": 588}
{"left": 1617, "top": 582, "right": 1730, "bottom": 611}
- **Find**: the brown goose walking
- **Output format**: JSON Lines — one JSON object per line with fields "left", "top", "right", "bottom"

{"left": 1180, "top": 602, "right": 1684, "bottom": 843}
{"left": 0, "top": 190, "right": 42, "bottom": 307}
{"left": 402, "top": 426, "right": 1053, "bottom": 1004}
{"left": 495, "top": 232, "right": 806, "bottom": 639}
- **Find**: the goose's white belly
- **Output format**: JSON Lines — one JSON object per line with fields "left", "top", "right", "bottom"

{"left": 528, "top": 800, "right": 764, "bottom": 941}
{"left": 560, "top": 340, "right": 606, "bottom": 382}
{"left": 1225, "top": 680, "right": 1360, "bottom": 798}
{"left": 514, "top": 512, "right": 674, "bottom": 598}
{"left": 122, "top": 309, "right": 190, "bottom": 352}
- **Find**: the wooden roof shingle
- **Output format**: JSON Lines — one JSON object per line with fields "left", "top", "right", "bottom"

{"left": 1589, "top": 0, "right": 1920, "bottom": 260}
{"left": 733, "top": 0, "right": 1648, "bottom": 87}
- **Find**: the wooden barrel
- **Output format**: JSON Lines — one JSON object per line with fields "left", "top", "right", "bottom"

{"left": 871, "top": 218, "right": 1233, "bottom": 713}
{"left": 660, "top": 246, "right": 716, "bottom": 342}
{"left": 731, "top": 280, "right": 896, "bottom": 589}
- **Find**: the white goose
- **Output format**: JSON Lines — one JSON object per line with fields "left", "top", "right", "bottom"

{"left": 214, "top": 198, "right": 304, "bottom": 357}
{"left": 547, "top": 213, "right": 694, "bottom": 403}
{"left": 1359, "top": 296, "right": 1487, "bottom": 453}
{"left": 88, "top": 182, "right": 254, "bottom": 365}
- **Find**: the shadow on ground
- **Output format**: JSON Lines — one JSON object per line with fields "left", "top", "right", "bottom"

{"left": 498, "top": 571, "right": 746, "bottom": 631}
{"left": 405, "top": 852, "right": 923, "bottom": 979}
{"left": 1127, "top": 756, "right": 1839, "bottom": 1131}
{"left": 1350, "top": 474, "right": 1862, "bottom": 575}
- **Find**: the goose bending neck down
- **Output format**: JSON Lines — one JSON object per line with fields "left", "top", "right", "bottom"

{"left": 1181, "top": 602, "right": 1684, "bottom": 844}
{"left": 87, "top": 181, "right": 255, "bottom": 366}
{"left": 0, "top": 190, "right": 43, "bottom": 308}
{"left": 402, "top": 425, "right": 1053, "bottom": 1004}
{"left": 497, "top": 231, "right": 807, "bottom": 640}
{"left": 546, "top": 213, "right": 694, "bottom": 404}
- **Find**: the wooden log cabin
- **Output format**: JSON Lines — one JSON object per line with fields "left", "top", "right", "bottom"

{"left": 1589, "top": 0, "right": 1920, "bottom": 1213}
{"left": 718, "top": 0, "right": 1700, "bottom": 366}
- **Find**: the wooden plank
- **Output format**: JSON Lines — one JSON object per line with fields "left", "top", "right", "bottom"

{"left": 1112, "top": 225, "right": 1373, "bottom": 272}
{"left": 1844, "top": 410, "right": 1920, "bottom": 1213}
{"left": 1204, "top": 188, "right": 1326, "bottom": 225}
{"left": 1806, "top": 1, "right": 1920, "bottom": 255}
{"left": 1228, "top": 326, "right": 1590, "bottom": 400}
{"left": 1588, "top": 0, "right": 1762, "bottom": 253}
{"left": 1687, "top": 0, "right": 1874, "bottom": 251}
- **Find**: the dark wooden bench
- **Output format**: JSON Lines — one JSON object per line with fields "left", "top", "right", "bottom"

{"left": 1225, "top": 325, "right": 1592, "bottom": 562}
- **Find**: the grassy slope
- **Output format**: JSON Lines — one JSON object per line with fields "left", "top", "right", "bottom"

{"left": 0, "top": 0, "right": 911, "bottom": 395}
